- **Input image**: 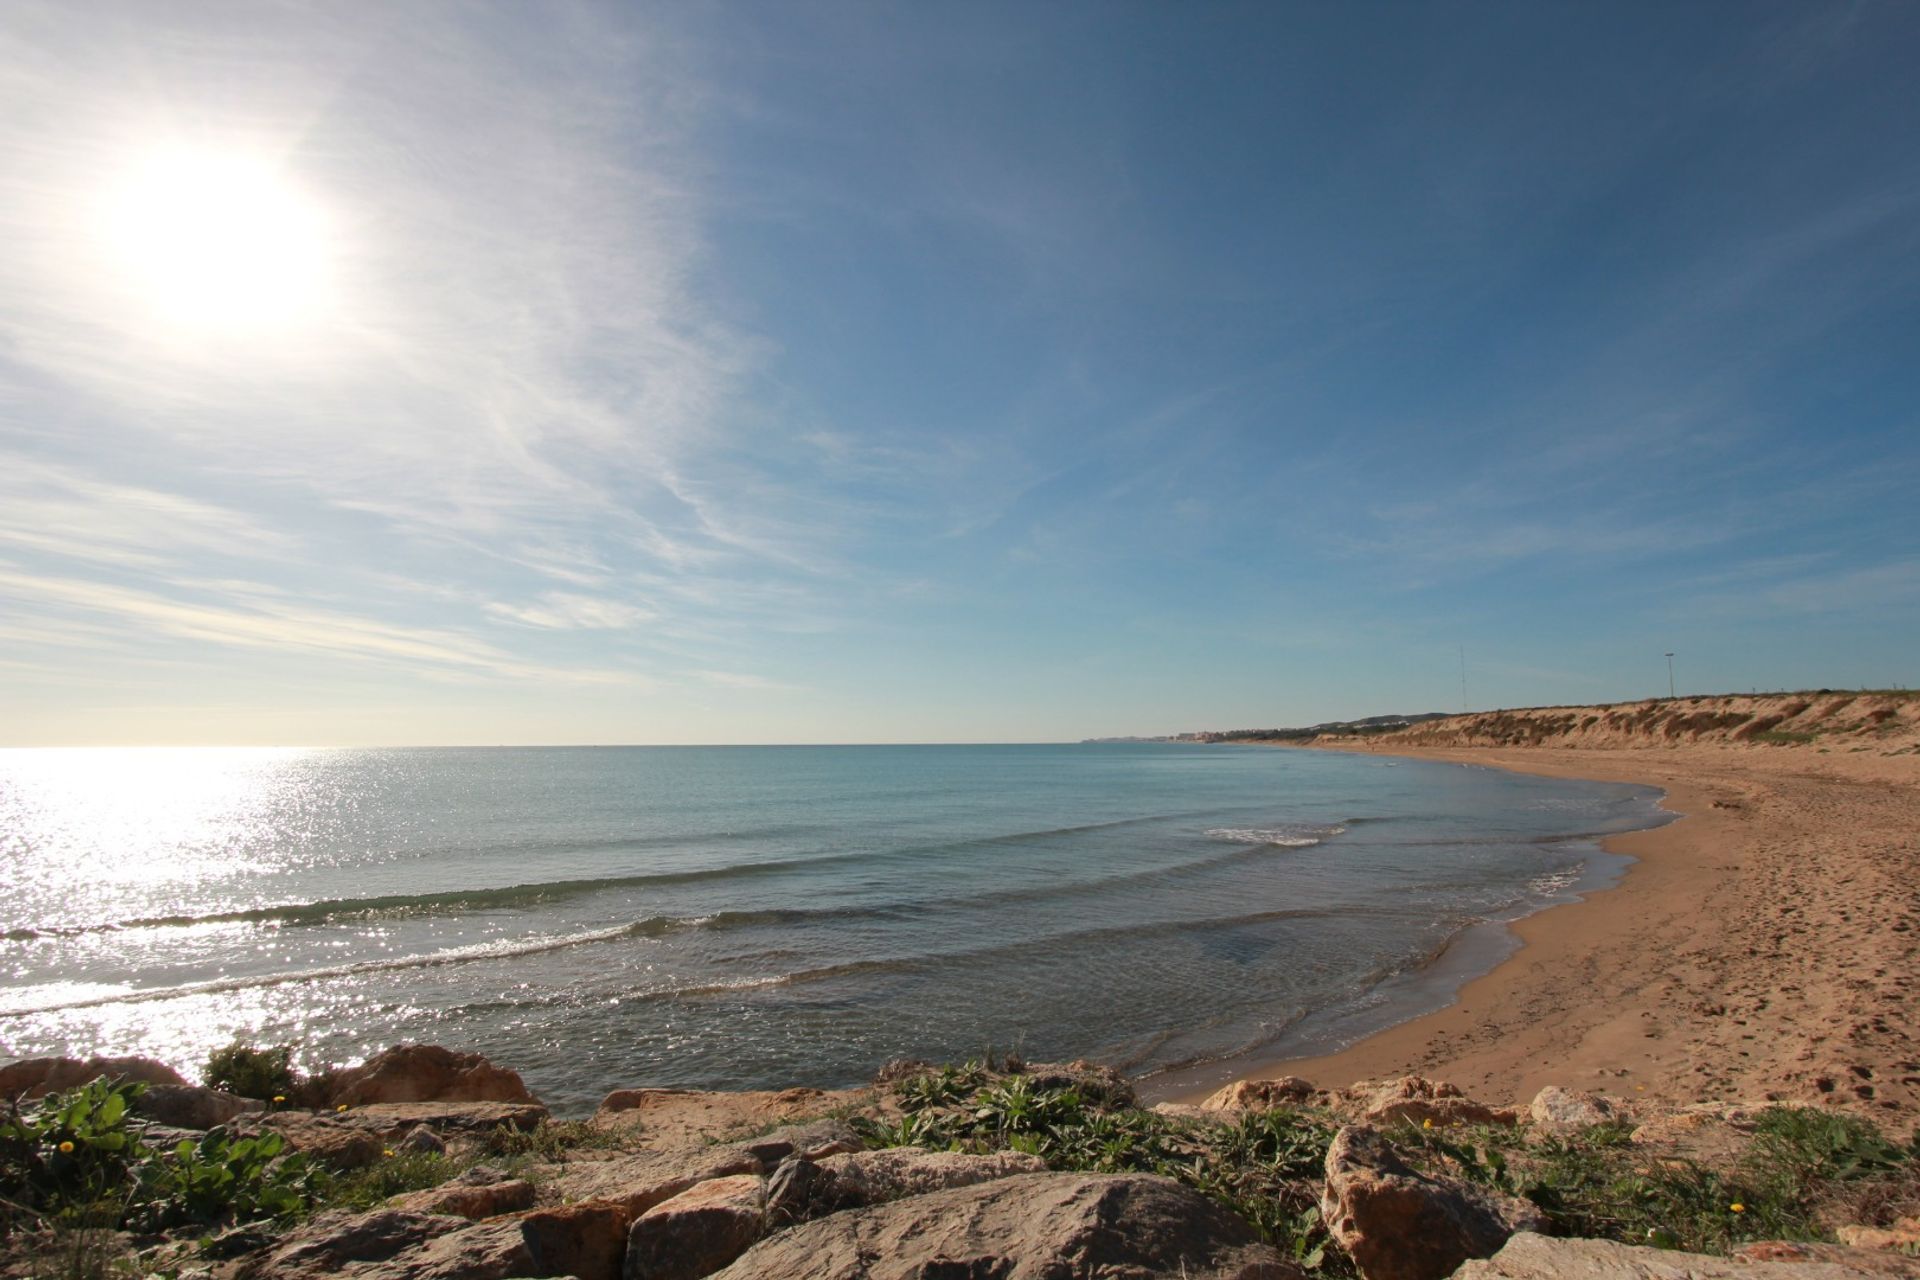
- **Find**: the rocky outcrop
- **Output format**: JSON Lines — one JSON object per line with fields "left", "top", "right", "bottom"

{"left": 1837, "top": 1219, "right": 1920, "bottom": 1252}
{"left": 1458, "top": 1232, "right": 1920, "bottom": 1279}
{"left": 735, "top": 1117, "right": 863, "bottom": 1166}
{"left": 132, "top": 1083, "right": 264, "bottom": 1129}
{"left": 238, "top": 1113, "right": 384, "bottom": 1170}
{"left": 324, "top": 1044, "right": 538, "bottom": 1107}
{"left": 815, "top": 1146, "right": 1048, "bottom": 1206}
{"left": 1322, "top": 1125, "right": 1547, "bottom": 1280}
{"left": 622, "top": 1174, "right": 766, "bottom": 1280}
{"left": 387, "top": 1166, "right": 535, "bottom": 1220}
{"left": 1733, "top": 1241, "right": 1920, "bottom": 1276}
{"left": 223, "top": 1202, "right": 629, "bottom": 1280}
{"left": 1202, "top": 1076, "right": 1319, "bottom": 1111}
{"left": 591, "top": 1085, "right": 856, "bottom": 1146}
{"left": 708, "top": 1172, "right": 1300, "bottom": 1280}
{"left": 1528, "top": 1086, "right": 1623, "bottom": 1136}
{"left": 537, "top": 1146, "right": 765, "bottom": 1222}
{"left": 0, "top": 1054, "right": 189, "bottom": 1100}
{"left": 334, "top": 1099, "right": 550, "bottom": 1136}
{"left": 1350, "top": 1077, "right": 1517, "bottom": 1128}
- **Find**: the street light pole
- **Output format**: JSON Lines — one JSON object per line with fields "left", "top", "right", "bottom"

{"left": 1665, "top": 652, "right": 1675, "bottom": 700}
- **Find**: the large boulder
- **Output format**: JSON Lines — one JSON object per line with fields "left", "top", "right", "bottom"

{"left": 1459, "top": 1231, "right": 1920, "bottom": 1279}
{"left": 623, "top": 1174, "right": 767, "bottom": 1280}
{"left": 133, "top": 1084, "right": 264, "bottom": 1129}
{"left": 1733, "top": 1240, "right": 1920, "bottom": 1276}
{"left": 1202, "top": 1076, "right": 1320, "bottom": 1112}
{"left": 708, "top": 1172, "right": 1300, "bottom": 1280}
{"left": 1321, "top": 1125, "right": 1547, "bottom": 1280}
{"left": 0, "top": 1055, "right": 189, "bottom": 1100}
{"left": 815, "top": 1146, "right": 1048, "bottom": 1205}
{"left": 1528, "top": 1086, "right": 1623, "bottom": 1136}
{"left": 325, "top": 1044, "right": 538, "bottom": 1107}
{"left": 1351, "top": 1077, "right": 1517, "bottom": 1128}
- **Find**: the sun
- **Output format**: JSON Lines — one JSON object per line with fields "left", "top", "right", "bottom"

{"left": 96, "top": 144, "right": 335, "bottom": 335}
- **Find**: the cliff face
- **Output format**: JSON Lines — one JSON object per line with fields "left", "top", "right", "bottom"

{"left": 1342, "top": 691, "right": 1920, "bottom": 753}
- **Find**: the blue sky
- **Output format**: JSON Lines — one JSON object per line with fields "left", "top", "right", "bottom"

{"left": 1, "top": 2, "right": 1915, "bottom": 745}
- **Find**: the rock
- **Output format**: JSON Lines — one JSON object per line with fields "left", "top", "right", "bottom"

{"left": 1153, "top": 1101, "right": 1218, "bottom": 1121}
{"left": 0, "top": 1055, "right": 190, "bottom": 1100}
{"left": 1460, "top": 1232, "right": 1920, "bottom": 1279}
{"left": 1629, "top": 1101, "right": 1764, "bottom": 1145}
{"left": 737, "top": 1117, "right": 863, "bottom": 1166}
{"left": 388, "top": 1165, "right": 535, "bottom": 1219}
{"left": 624, "top": 1174, "right": 767, "bottom": 1280}
{"left": 1734, "top": 1240, "right": 1920, "bottom": 1275}
{"left": 816, "top": 1145, "right": 1048, "bottom": 1205}
{"left": 1528, "top": 1086, "right": 1622, "bottom": 1136}
{"left": 708, "top": 1172, "right": 1299, "bottom": 1280}
{"left": 222, "top": 1202, "right": 630, "bottom": 1280}
{"left": 324, "top": 1044, "right": 539, "bottom": 1107}
{"left": 591, "top": 1085, "right": 854, "bottom": 1147}
{"left": 238, "top": 1113, "right": 384, "bottom": 1170}
{"left": 219, "top": 1209, "right": 467, "bottom": 1279}
{"left": 1321, "top": 1124, "right": 1547, "bottom": 1280}
{"left": 538, "top": 1146, "right": 765, "bottom": 1222}
{"left": 1837, "top": 1221, "right": 1920, "bottom": 1252}
{"left": 1353, "top": 1077, "right": 1517, "bottom": 1128}
{"left": 1202, "top": 1076, "right": 1319, "bottom": 1112}
{"left": 132, "top": 1084, "right": 264, "bottom": 1130}
{"left": 336, "top": 1099, "right": 550, "bottom": 1137}
{"left": 1015, "top": 1058, "right": 1139, "bottom": 1108}
{"left": 394, "top": 1123, "right": 446, "bottom": 1155}
{"left": 764, "top": 1156, "right": 846, "bottom": 1227}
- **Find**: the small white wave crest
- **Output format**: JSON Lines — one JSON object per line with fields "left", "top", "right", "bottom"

{"left": 1203, "top": 824, "right": 1346, "bottom": 847}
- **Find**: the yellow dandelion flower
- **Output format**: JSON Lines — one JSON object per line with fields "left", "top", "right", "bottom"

{"left": 57, "top": 1140, "right": 74, "bottom": 1153}
{"left": 383, "top": 1148, "right": 395, "bottom": 1158}
{"left": 273, "top": 1095, "right": 287, "bottom": 1103}
{"left": 1422, "top": 1118, "right": 1434, "bottom": 1129}
{"left": 1730, "top": 1203, "right": 1745, "bottom": 1213}
{"left": 336, "top": 1103, "right": 349, "bottom": 1112}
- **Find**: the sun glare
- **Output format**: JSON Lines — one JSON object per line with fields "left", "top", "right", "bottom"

{"left": 96, "top": 145, "right": 335, "bottom": 335}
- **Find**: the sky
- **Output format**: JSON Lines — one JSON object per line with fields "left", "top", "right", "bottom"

{"left": 1, "top": 2, "right": 1916, "bottom": 746}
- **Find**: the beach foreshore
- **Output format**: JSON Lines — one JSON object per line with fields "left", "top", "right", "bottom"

{"left": 1165, "top": 742, "right": 1920, "bottom": 1122}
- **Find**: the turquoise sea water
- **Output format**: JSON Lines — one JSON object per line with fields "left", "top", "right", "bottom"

{"left": 0, "top": 744, "right": 1667, "bottom": 1112}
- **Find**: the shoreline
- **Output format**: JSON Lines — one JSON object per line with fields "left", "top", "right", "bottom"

{"left": 1160, "top": 742, "right": 1920, "bottom": 1122}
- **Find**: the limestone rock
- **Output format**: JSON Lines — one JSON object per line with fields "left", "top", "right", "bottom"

{"left": 219, "top": 1209, "right": 467, "bottom": 1279}
{"left": 537, "top": 1146, "right": 764, "bottom": 1222}
{"left": 591, "top": 1085, "right": 853, "bottom": 1147}
{"left": 132, "top": 1083, "right": 264, "bottom": 1129}
{"left": 336, "top": 1099, "right": 550, "bottom": 1137}
{"left": 764, "top": 1156, "right": 846, "bottom": 1227}
{"left": 708, "top": 1172, "right": 1300, "bottom": 1280}
{"left": 388, "top": 1165, "right": 535, "bottom": 1219}
{"left": 1202, "top": 1076, "right": 1319, "bottom": 1112}
{"left": 223, "top": 1202, "right": 630, "bottom": 1280}
{"left": 394, "top": 1123, "right": 446, "bottom": 1155}
{"left": 324, "top": 1044, "right": 538, "bottom": 1107}
{"left": 1353, "top": 1077, "right": 1517, "bottom": 1128}
{"left": 737, "top": 1117, "right": 863, "bottom": 1166}
{"left": 623, "top": 1174, "right": 767, "bottom": 1280}
{"left": 1734, "top": 1240, "right": 1920, "bottom": 1276}
{"left": 1321, "top": 1124, "right": 1547, "bottom": 1280}
{"left": 1528, "top": 1086, "right": 1623, "bottom": 1136}
{"left": 0, "top": 1055, "right": 189, "bottom": 1100}
{"left": 816, "top": 1145, "right": 1048, "bottom": 1205}
{"left": 240, "top": 1113, "right": 384, "bottom": 1170}
{"left": 1015, "top": 1058, "right": 1139, "bottom": 1108}
{"left": 1460, "top": 1232, "right": 1920, "bottom": 1279}
{"left": 1837, "top": 1220, "right": 1920, "bottom": 1252}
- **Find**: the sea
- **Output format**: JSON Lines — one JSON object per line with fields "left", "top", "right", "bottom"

{"left": 0, "top": 743, "right": 1669, "bottom": 1113}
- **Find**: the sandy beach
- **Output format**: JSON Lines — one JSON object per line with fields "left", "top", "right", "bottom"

{"left": 1195, "top": 739, "right": 1920, "bottom": 1123}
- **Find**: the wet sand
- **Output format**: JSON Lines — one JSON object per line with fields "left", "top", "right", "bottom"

{"left": 1182, "top": 744, "right": 1920, "bottom": 1121}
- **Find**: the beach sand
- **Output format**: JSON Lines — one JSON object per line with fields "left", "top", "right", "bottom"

{"left": 1192, "top": 743, "right": 1920, "bottom": 1123}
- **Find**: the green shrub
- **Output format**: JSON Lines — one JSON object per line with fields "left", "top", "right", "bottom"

{"left": 0, "top": 1078, "right": 147, "bottom": 1221}
{"left": 140, "top": 1128, "right": 324, "bottom": 1227}
{"left": 203, "top": 1042, "right": 302, "bottom": 1103}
